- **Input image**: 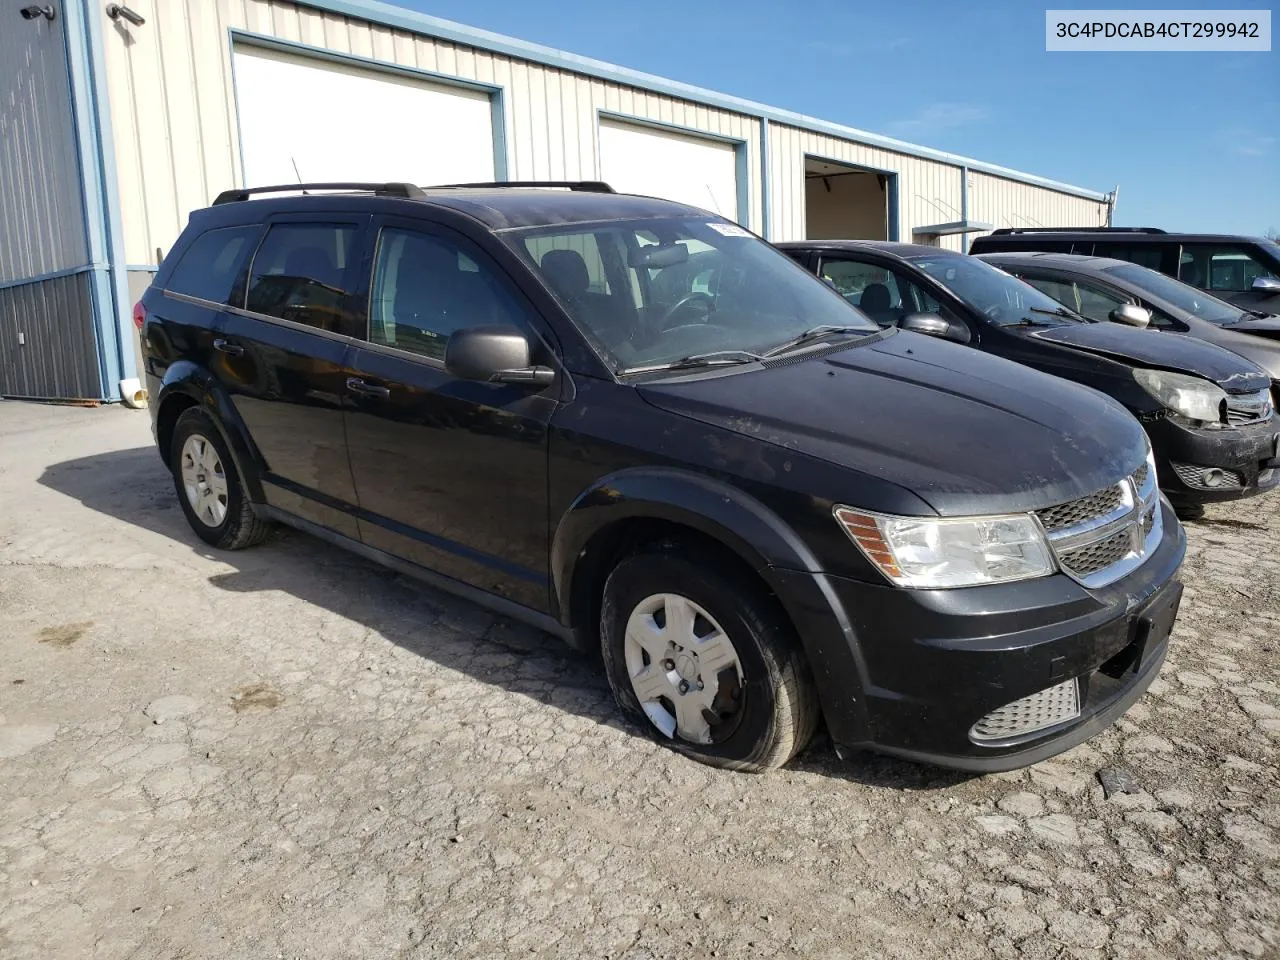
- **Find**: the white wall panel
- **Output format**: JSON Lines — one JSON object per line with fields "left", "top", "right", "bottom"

{"left": 965, "top": 171, "right": 1109, "bottom": 248}
{"left": 598, "top": 120, "right": 739, "bottom": 218}
{"left": 231, "top": 45, "right": 494, "bottom": 187}
{"left": 0, "top": 4, "right": 87, "bottom": 282}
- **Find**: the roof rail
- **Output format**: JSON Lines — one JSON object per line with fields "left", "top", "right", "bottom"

{"left": 211, "top": 182, "right": 426, "bottom": 205}
{"left": 988, "top": 226, "right": 1166, "bottom": 235}
{"left": 428, "top": 180, "right": 617, "bottom": 194}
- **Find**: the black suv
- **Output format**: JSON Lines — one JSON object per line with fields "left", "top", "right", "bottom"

{"left": 780, "top": 240, "right": 1280, "bottom": 517}
{"left": 970, "top": 227, "right": 1280, "bottom": 316}
{"left": 139, "top": 182, "right": 1185, "bottom": 773}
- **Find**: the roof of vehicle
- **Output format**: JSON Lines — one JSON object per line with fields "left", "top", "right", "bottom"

{"left": 975, "top": 229, "right": 1273, "bottom": 245}
{"left": 202, "top": 184, "right": 718, "bottom": 231}
{"left": 775, "top": 240, "right": 958, "bottom": 259}
{"left": 976, "top": 251, "right": 1134, "bottom": 275}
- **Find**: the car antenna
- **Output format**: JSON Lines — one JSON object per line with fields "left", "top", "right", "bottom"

{"left": 291, "top": 157, "right": 308, "bottom": 195}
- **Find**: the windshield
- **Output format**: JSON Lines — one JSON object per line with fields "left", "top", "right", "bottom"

{"left": 910, "top": 254, "right": 1082, "bottom": 326}
{"left": 505, "top": 217, "right": 878, "bottom": 373}
{"left": 1104, "top": 263, "right": 1242, "bottom": 325}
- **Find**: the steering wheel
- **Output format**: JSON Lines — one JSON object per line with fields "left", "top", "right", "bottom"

{"left": 658, "top": 292, "right": 715, "bottom": 330}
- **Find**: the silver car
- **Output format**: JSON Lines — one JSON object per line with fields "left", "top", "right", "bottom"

{"left": 978, "top": 251, "right": 1280, "bottom": 383}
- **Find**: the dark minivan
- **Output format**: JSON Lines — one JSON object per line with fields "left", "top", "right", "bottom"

{"left": 140, "top": 182, "right": 1185, "bottom": 773}
{"left": 780, "top": 240, "right": 1280, "bottom": 517}
{"left": 970, "top": 227, "right": 1280, "bottom": 316}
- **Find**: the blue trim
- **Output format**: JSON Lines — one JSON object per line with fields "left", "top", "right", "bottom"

{"left": 887, "top": 174, "right": 900, "bottom": 242}
{"left": 0, "top": 264, "right": 99, "bottom": 292}
{"left": 759, "top": 118, "right": 771, "bottom": 240}
{"left": 960, "top": 165, "right": 969, "bottom": 252}
{"left": 61, "top": 0, "right": 134, "bottom": 400}
{"left": 595, "top": 110, "right": 750, "bottom": 227}
{"left": 229, "top": 30, "right": 509, "bottom": 184}
{"left": 291, "top": 0, "right": 1108, "bottom": 202}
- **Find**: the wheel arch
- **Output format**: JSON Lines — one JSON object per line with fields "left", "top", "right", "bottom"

{"left": 551, "top": 467, "right": 823, "bottom": 653}
{"left": 155, "top": 363, "right": 264, "bottom": 501}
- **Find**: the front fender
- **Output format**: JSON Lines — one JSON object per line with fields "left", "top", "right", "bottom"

{"left": 156, "top": 362, "right": 265, "bottom": 502}
{"left": 551, "top": 467, "right": 824, "bottom": 623}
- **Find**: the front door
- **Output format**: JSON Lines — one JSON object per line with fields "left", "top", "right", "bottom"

{"left": 342, "top": 218, "right": 558, "bottom": 612}
{"left": 211, "top": 214, "right": 367, "bottom": 538}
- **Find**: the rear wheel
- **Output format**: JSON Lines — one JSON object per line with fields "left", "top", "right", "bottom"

{"left": 170, "top": 408, "right": 270, "bottom": 549}
{"left": 600, "top": 543, "right": 820, "bottom": 772}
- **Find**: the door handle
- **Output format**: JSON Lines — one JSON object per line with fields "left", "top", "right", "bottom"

{"left": 212, "top": 338, "right": 244, "bottom": 357}
{"left": 346, "top": 377, "right": 391, "bottom": 400}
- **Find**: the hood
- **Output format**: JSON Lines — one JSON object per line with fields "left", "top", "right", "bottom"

{"left": 637, "top": 330, "right": 1147, "bottom": 517}
{"left": 1222, "top": 313, "right": 1280, "bottom": 341}
{"left": 1027, "top": 323, "right": 1270, "bottom": 392}
{"left": 1191, "top": 323, "right": 1280, "bottom": 381}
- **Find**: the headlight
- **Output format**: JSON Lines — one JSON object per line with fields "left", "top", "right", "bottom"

{"left": 833, "top": 507, "right": 1056, "bottom": 588}
{"left": 1133, "top": 369, "right": 1226, "bottom": 425}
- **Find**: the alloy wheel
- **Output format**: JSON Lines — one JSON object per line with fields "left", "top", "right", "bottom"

{"left": 179, "top": 433, "right": 229, "bottom": 528}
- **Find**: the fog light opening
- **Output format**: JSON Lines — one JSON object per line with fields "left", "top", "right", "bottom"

{"left": 1202, "top": 468, "right": 1225, "bottom": 488}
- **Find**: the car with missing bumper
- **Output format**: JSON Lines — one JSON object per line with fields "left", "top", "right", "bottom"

{"left": 139, "top": 182, "right": 1184, "bottom": 772}
{"left": 781, "top": 240, "right": 1280, "bottom": 518}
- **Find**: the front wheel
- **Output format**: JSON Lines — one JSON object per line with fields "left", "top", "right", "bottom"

{"left": 600, "top": 544, "right": 820, "bottom": 772}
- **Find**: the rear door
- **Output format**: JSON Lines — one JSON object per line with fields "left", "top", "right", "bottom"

{"left": 342, "top": 216, "right": 559, "bottom": 612}
{"left": 212, "top": 214, "right": 368, "bottom": 538}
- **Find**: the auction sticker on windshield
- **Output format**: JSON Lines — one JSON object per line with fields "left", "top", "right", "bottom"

{"left": 706, "top": 222, "right": 754, "bottom": 238}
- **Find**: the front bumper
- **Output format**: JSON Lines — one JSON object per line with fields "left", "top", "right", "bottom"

{"left": 771, "top": 499, "right": 1187, "bottom": 771}
{"left": 1145, "top": 413, "right": 1280, "bottom": 504}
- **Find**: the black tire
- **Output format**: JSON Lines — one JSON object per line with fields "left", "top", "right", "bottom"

{"left": 170, "top": 407, "right": 270, "bottom": 550}
{"left": 600, "top": 542, "right": 820, "bottom": 772}
{"left": 1169, "top": 498, "right": 1206, "bottom": 522}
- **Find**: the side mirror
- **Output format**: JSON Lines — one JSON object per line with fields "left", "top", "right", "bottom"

{"left": 444, "top": 326, "right": 554, "bottom": 386}
{"left": 901, "top": 312, "right": 971, "bottom": 344}
{"left": 1252, "top": 276, "right": 1280, "bottom": 293}
{"left": 1109, "top": 304, "right": 1151, "bottom": 328}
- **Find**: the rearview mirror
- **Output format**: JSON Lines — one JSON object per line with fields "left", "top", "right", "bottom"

{"left": 901, "top": 312, "right": 971, "bottom": 344}
{"left": 444, "top": 326, "right": 554, "bottom": 386}
{"left": 628, "top": 243, "right": 689, "bottom": 269}
{"left": 1109, "top": 304, "right": 1151, "bottom": 328}
{"left": 1252, "top": 276, "right": 1280, "bottom": 293}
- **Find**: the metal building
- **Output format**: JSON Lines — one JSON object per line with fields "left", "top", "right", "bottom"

{"left": 1, "top": 0, "right": 1115, "bottom": 401}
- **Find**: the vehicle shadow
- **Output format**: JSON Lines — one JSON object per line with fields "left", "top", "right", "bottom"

{"left": 39, "top": 446, "right": 972, "bottom": 791}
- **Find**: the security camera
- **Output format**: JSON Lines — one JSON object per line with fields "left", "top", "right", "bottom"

{"left": 105, "top": 3, "right": 145, "bottom": 26}
{"left": 20, "top": 5, "right": 56, "bottom": 20}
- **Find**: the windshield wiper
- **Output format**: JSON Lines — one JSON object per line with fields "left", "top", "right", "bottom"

{"left": 1012, "top": 306, "right": 1079, "bottom": 326}
{"left": 622, "top": 350, "right": 765, "bottom": 375}
{"left": 762, "top": 325, "right": 867, "bottom": 358}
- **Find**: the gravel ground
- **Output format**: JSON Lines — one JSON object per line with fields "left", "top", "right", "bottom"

{"left": 1, "top": 402, "right": 1278, "bottom": 960}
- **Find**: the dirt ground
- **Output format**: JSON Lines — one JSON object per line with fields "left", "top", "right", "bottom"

{"left": 1, "top": 401, "right": 1278, "bottom": 959}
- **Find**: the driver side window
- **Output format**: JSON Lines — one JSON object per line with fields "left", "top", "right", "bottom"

{"left": 819, "top": 258, "right": 903, "bottom": 327}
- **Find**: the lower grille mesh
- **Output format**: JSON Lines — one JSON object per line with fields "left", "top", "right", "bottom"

{"left": 970, "top": 679, "right": 1081, "bottom": 743}
{"left": 1171, "top": 462, "right": 1243, "bottom": 490}
{"left": 1058, "top": 528, "right": 1131, "bottom": 576}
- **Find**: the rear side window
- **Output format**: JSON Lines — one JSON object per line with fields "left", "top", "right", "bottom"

{"left": 246, "top": 223, "right": 357, "bottom": 332}
{"left": 1092, "top": 242, "right": 1166, "bottom": 271}
{"left": 165, "top": 226, "right": 258, "bottom": 304}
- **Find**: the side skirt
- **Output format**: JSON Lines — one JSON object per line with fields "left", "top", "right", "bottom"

{"left": 257, "top": 505, "right": 574, "bottom": 644}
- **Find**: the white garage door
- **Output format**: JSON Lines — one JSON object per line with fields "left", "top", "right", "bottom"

{"left": 231, "top": 46, "right": 495, "bottom": 188}
{"left": 598, "top": 120, "right": 739, "bottom": 220}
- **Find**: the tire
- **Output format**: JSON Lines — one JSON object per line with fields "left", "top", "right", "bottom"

{"left": 170, "top": 407, "right": 270, "bottom": 550}
{"left": 599, "top": 542, "right": 820, "bottom": 772}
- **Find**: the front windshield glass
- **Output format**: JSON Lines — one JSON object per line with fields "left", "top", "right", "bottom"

{"left": 910, "top": 254, "right": 1082, "bottom": 326}
{"left": 1104, "top": 263, "right": 1241, "bottom": 325}
{"left": 505, "top": 217, "right": 878, "bottom": 373}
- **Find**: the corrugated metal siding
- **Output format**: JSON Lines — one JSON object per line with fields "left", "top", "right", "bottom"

{"left": 0, "top": 273, "right": 101, "bottom": 399}
{"left": 966, "top": 171, "right": 1109, "bottom": 246}
{"left": 100, "top": 0, "right": 764, "bottom": 265}
{"left": 0, "top": 4, "right": 89, "bottom": 283}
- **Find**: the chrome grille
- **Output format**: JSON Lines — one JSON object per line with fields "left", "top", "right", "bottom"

{"left": 1226, "top": 388, "right": 1272, "bottom": 426}
{"left": 970, "top": 679, "right": 1081, "bottom": 744}
{"left": 1036, "top": 486, "right": 1124, "bottom": 533}
{"left": 1058, "top": 528, "right": 1131, "bottom": 576}
{"left": 1035, "top": 457, "right": 1162, "bottom": 588}
{"left": 1171, "top": 461, "right": 1244, "bottom": 490}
